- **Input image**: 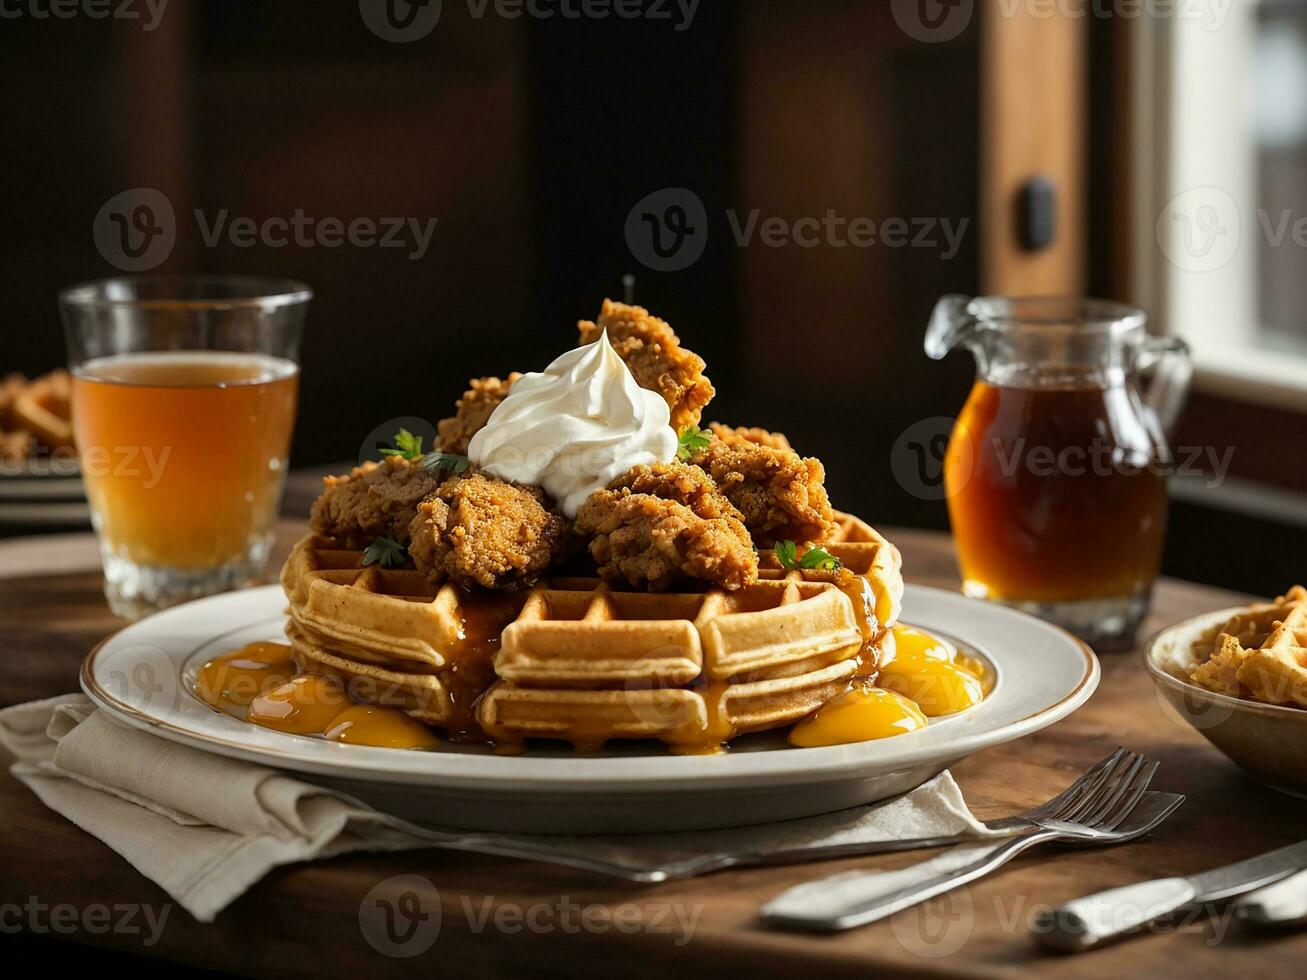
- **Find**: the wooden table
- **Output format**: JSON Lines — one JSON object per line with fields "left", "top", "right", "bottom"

{"left": 3, "top": 525, "right": 1305, "bottom": 978}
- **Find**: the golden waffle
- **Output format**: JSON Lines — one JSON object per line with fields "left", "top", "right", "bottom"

{"left": 1190, "top": 587, "right": 1307, "bottom": 705}
{"left": 286, "top": 621, "right": 450, "bottom": 725}
{"left": 280, "top": 511, "right": 902, "bottom": 750}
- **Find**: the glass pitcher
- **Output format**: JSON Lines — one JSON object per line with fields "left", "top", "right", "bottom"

{"left": 925, "top": 296, "right": 1192, "bottom": 650}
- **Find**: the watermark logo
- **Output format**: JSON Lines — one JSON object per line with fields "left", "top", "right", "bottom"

{"left": 358, "top": 416, "right": 439, "bottom": 466}
{"left": 0, "top": 898, "right": 171, "bottom": 945}
{"left": 890, "top": 417, "right": 962, "bottom": 502}
{"left": 624, "top": 188, "right": 969, "bottom": 272}
{"left": 359, "top": 0, "right": 442, "bottom": 42}
{"left": 892, "top": 0, "right": 973, "bottom": 43}
{"left": 93, "top": 188, "right": 176, "bottom": 272}
{"left": 359, "top": 874, "right": 442, "bottom": 956}
{"left": 891, "top": 890, "right": 975, "bottom": 958}
{"left": 97, "top": 643, "right": 180, "bottom": 712}
{"left": 0, "top": 0, "right": 170, "bottom": 29}
{"left": 94, "top": 189, "right": 440, "bottom": 271}
{"left": 1156, "top": 186, "right": 1240, "bottom": 273}
{"left": 625, "top": 187, "right": 708, "bottom": 272}
{"left": 890, "top": 416, "right": 1235, "bottom": 501}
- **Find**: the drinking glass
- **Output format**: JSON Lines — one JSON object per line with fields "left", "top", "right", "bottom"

{"left": 61, "top": 276, "right": 311, "bottom": 618}
{"left": 925, "top": 296, "right": 1192, "bottom": 651}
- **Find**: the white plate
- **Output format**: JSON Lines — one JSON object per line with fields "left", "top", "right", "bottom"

{"left": 81, "top": 583, "right": 1098, "bottom": 832}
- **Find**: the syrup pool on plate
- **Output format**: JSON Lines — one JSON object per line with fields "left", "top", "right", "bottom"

{"left": 789, "top": 624, "right": 986, "bottom": 747}
{"left": 195, "top": 642, "right": 442, "bottom": 750}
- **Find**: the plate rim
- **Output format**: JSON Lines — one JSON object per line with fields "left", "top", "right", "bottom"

{"left": 81, "top": 582, "right": 1099, "bottom": 790}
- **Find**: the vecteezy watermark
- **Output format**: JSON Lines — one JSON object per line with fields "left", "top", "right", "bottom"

{"left": 0, "top": 898, "right": 172, "bottom": 945}
{"left": 359, "top": 417, "right": 440, "bottom": 467}
{"left": 358, "top": 0, "right": 443, "bottom": 42}
{"left": 886, "top": 886, "right": 1241, "bottom": 958}
{"left": 996, "top": 0, "right": 1233, "bottom": 30}
{"left": 1156, "top": 192, "right": 1307, "bottom": 271}
{"left": 891, "top": 0, "right": 974, "bottom": 43}
{"left": 359, "top": 875, "right": 443, "bottom": 956}
{"left": 1156, "top": 186, "right": 1240, "bottom": 273}
{"left": 93, "top": 187, "right": 439, "bottom": 272}
{"left": 359, "top": 874, "right": 701, "bottom": 955}
{"left": 890, "top": 416, "right": 1235, "bottom": 502}
{"left": 892, "top": 0, "right": 1232, "bottom": 44}
{"left": 360, "top": 0, "right": 698, "bottom": 41}
{"left": 97, "top": 642, "right": 181, "bottom": 712}
{"left": 624, "top": 188, "right": 968, "bottom": 271}
{"left": 0, "top": 0, "right": 169, "bottom": 29}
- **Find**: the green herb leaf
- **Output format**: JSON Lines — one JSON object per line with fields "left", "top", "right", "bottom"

{"left": 421, "top": 451, "right": 470, "bottom": 476}
{"left": 362, "top": 536, "right": 408, "bottom": 568}
{"left": 773, "top": 540, "right": 842, "bottom": 572}
{"left": 798, "top": 546, "right": 843, "bottom": 571}
{"left": 676, "top": 424, "right": 712, "bottom": 461}
{"left": 379, "top": 427, "right": 424, "bottom": 460}
{"left": 773, "top": 540, "right": 798, "bottom": 569}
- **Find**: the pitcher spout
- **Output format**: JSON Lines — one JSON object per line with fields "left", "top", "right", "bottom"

{"left": 924, "top": 294, "right": 978, "bottom": 360}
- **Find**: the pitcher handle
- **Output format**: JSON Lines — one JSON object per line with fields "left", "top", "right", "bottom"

{"left": 924, "top": 294, "right": 975, "bottom": 360}
{"left": 1139, "top": 334, "right": 1192, "bottom": 435}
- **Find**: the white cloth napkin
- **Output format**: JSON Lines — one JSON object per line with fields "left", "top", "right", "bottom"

{"left": 0, "top": 695, "right": 1008, "bottom": 923}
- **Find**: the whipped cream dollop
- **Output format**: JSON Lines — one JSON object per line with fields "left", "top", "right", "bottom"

{"left": 467, "top": 331, "right": 677, "bottom": 517}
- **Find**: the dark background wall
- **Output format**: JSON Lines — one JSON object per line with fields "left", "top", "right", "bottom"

{"left": 2, "top": 0, "right": 1300, "bottom": 594}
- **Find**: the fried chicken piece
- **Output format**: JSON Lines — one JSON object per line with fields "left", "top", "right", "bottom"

{"left": 708, "top": 422, "right": 792, "bottom": 452}
{"left": 690, "top": 438, "right": 837, "bottom": 546}
{"left": 436, "top": 373, "right": 522, "bottom": 455}
{"left": 309, "top": 456, "right": 442, "bottom": 545}
{"left": 407, "top": 472, "right": 570, "bottom": 589}
{"left": 575, "top": 488, "right": 757, "bottom": 592}
{"left": 605, "top": 460, "right": 744, "bottom": 521}
{"left": 578, "top": 299, "right": 714, "bottom": 431}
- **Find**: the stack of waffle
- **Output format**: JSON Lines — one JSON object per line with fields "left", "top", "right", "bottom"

{"left": 1190, "top": 586, "right": 1307, "bottom": 707}
{"left": 281, "top": 512, "right": 902, "bottom": 751}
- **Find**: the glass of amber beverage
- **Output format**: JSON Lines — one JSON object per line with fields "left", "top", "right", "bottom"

{"left": 925, "top": 296, "right": 1191, "bottom": 650}
{"left": 60, "top": 277, "right": 310, "bottom": 618}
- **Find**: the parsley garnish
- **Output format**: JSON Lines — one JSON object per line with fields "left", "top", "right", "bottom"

{"left": 362, "top": 536, "right": 408, "bottom": 568}
{"left": 380, "top": 428, "right": 424, "bottom": 460}
{"left": 773, "top": 540, "right": 843, "bottom": 572}
{"left": 677, "top": 424, "right": 712, "bottom": 461}
{"left": 421, "top": 451, "right": 470, "bottom": 477}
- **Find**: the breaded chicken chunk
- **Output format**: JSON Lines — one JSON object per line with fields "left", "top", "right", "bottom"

{"left": 605, "top": 460, "right": 744, "bottom": 522}
{"left": 708, "top": 422, "right": 792, "bottom": 452}
{"left": 407, "top": 472, "right": 570, "bottom": 590}
{"left": 578, "top": 300, "right": 714, "bottom": 431}
{"left": 575, "top": 472, "right": 757, "bottom": 593}
{"left": 310, "top": 456, "right": 442, "bottom": 545}
{"left": 690, "top": 438, "right": 836, "bottom": 546}
{"left": 436, "top": 373, "right": 522, "bottom": 455}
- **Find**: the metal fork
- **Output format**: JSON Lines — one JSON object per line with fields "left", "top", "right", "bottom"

{"left": 763, "top": 754, "right": 1184, "bottom": 932}
{"left": 402, "top": 747, "right": 1150, "bottom": 884}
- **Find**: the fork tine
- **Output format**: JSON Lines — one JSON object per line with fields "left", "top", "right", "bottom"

{"left": 1060, "top": 750, "right": 1140, "bottom": 823}
{"left": 1080, "top": 754, "right": 1152, "bottom": 826}
{"left": 1027, "top": 747, "right": 1129, "bottom": 821}
{"left": 1097, "top": 759, "right": 1160, "bottom": 831}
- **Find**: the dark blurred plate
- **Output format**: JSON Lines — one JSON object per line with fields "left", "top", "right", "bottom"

{"left": 0, "top": 474, "right": 86, "bottom": 501}
{"left": 0, "top": 500, "right": 92, "bottom": 527}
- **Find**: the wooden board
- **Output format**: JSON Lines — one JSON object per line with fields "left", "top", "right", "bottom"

{"left": 2, "top": 526, "right": 1306, "bottom": 977}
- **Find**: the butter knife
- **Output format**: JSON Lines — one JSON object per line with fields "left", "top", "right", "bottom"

{"left": 1036, "top": 840, "right": 1307, "bottom": 951}
{"left": 1234, "top": 868, "right": 1307, "bottom": 929}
